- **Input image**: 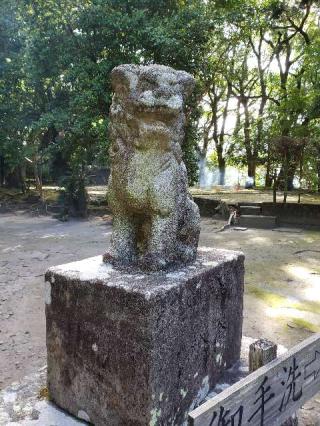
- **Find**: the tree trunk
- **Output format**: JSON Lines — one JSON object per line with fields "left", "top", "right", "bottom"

{"left": 6, "top": 167, "right": 23, "bottom": 189}
{"left": 20, "top": 163, "right": 27, "bottom": 193}
{"left": 0, "top": 156, "right": 4, "bottom": 186}
{"left": 278, "top": 158, "right": 297, "bottom": 191}
{"left": 215, "top": 82, "right": 231, "bottom": 187}
{"left": 216, "top": 145, "right": 226, "bottom": 186}
{"left": 218, "top": 163, "right": 226, "bottom": 186}
{"left": 317, "top": 158, "right": 320, "bottom": 193}
{"left": 246, "top": 156, "right": 256, "bottom": 189}
{"left": 33, "top": 160, "right": 43, "bottom": 199}
{"left": 198, "top": 152, "right": 207, "bottom": 188}
{"left": 265, "top": 168, "right": 272, "bottom": 188}
{"left": 265, "top": 143, "right": 273, "bottom": 188}
{"left": 283, "top": 154, "right": 288, "bottom": 204}
{"left": 287, "top": 160, "right": 297, "bottom": 191}
{"left": 248, "top": 159, "right": 256, "bottom": 179}
{"left": 243, "top": 101, "right": 255, "bottom": 187}
{"left": 273, "top": 170, "right": 277, "bottom": 205}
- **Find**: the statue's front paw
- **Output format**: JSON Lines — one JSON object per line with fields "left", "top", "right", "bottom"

{"left": 140, "top": 253, "right": 167, "bottom": 271}
{"left": 103, "top": 251, "right": 138, "bottom": 269}
{"left": 179, "top": 246, "right": 196, "bottom": 264}
{"left": 103, "top": 252, "right": 114, "bottom": 264}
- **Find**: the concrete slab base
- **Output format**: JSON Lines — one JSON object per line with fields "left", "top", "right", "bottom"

{"left": 45, "top": 248, "right": 244, "bottom": 426}
{"left": 239, "top": 205, "right": 261, "bottom": 215}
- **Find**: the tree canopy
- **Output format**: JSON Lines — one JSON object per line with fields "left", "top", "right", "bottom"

{"left": 1, "top": 0, "right": 320, "bottom": 196}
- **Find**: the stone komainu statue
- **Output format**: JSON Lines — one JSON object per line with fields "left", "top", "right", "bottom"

{"left": 104, "top": 64, "right": 200, "bottom": 271}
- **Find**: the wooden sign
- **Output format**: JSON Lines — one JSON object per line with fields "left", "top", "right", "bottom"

{"left": 188, "top": 334, "right": 320, "bottom": 425}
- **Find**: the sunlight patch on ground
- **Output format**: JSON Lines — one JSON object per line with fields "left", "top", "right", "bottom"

{"left": 248, "top": 286, "right": 320, "bottom": 316}
{"left": 265, "top": 306, "right": 316, "bottom": 321}
{"left": 1, "top": 245, "right": 22, "bottom": 253}
{"left": 265, "top": 306, "right": 320, "bottom": 332}
{"left": 249, "top": 236, "right": 273, "bottom": 245}
{"left": 248, "top": 282, "right": 320, "bottom": 333}
{"left": 40, "top": 234, "right": 69, "bottom": 239}
{"left": 284, "top": 264, "right": 320, "bottom": 302}
{"left": 301, "top": 236, "right": 316, "bottom": 244}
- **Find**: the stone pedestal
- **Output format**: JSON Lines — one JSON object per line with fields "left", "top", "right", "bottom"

{"left": 45, "top": 248, "right": 244, "bottom": 426}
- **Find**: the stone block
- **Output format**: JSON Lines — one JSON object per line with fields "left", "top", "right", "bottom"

{"left": 45, "top": 248, "right": 244, "bottom": 426}
{"left": 239, "top": 214, "right": 277, "bottom": 229}
{"left": 239, "top": 205, "right": 261, "bottom": 216}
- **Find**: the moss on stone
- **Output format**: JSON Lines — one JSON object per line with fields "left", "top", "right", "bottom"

{"left": 38, "top": 386, "right": 49, "bottom": 400}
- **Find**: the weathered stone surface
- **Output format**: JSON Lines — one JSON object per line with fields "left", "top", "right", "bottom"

{"left": 105, "top": 64, "right": 200, "bottom": 271}
{"left": 45, "top": 248, "right": 244, "bottom": 426}
{"left": 2, "top": 337, "right": 285, "bottom": 426}
{"left": 238, "top": 214, "right": 277, "bottom": 229}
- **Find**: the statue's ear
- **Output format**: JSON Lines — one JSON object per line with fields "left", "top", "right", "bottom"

{"left": 178, "top": 72, "right": 195, "bottom": 100}
{"left": 111, "top": 65, "right": 139, "bottom": 93}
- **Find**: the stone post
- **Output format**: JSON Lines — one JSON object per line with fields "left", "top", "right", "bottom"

{"left": 249, "top": 338, "right": 278, "bottom": 373}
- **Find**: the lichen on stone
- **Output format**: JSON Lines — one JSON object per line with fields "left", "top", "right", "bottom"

{"left": 150, "top": 407, "right": 162, "bottom": 426}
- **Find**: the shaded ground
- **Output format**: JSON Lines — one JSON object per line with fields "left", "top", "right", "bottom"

{"left": 0, "top": 211, "right": 320, "bottom": 422}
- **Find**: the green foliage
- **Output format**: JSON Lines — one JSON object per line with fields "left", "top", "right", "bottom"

{"left": 184, "top": 122, "right": 200, "bottom": 186}
{"left": 1, "top": 0, "right": 320, "bottom": 194}
{"left": 207, "top": 151, "right": 218, "bottom": 170}
{"left": 1, "top": 0, "right": 212, "bottom": 192}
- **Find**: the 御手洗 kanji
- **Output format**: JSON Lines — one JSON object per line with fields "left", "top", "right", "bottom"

{"left": 279, "top": 356, "right": 303, "bottom": 412}
{"left": 304, "top": 350, "right": 320, "bottom": 383}
{"left": 209, "top": 405, "right": 244, "bottom": 426}
{"left": 248, "top": 376, "right": 275, "bottom": 426}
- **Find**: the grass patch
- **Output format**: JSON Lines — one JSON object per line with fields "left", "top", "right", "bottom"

{"left": 0, "top": 187, "right": 60, "bottom": 204}
{"left": 247, "top": 286, "right": 287, "bottom": 308}
{"left": 0, "top": 187, "right": 24, "bottom": 200}
{"left": 291, "top": 300, "right": 320, "bottom": 315}
{"left": 289, "top": 318, "right": 320, "bottom": 333}
{"left": 247, "top": 285, "right": 320, "bottom": 314}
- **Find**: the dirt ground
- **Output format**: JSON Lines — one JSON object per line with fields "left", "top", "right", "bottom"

{"left": 0, "top": 211, "right": 320, "bottom": 423}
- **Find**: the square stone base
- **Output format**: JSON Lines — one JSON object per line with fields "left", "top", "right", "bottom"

{"left": 45, "top": 248, "right": 244, "bottom": 426}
